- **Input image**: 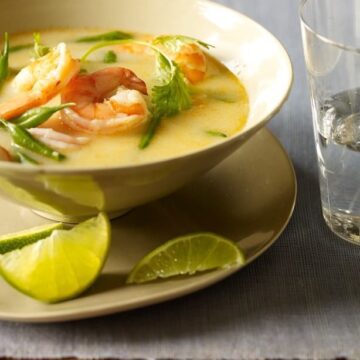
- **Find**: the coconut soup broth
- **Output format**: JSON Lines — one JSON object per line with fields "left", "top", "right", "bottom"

{"left": 0, "top": 29, "right": 249, "bottom": 167}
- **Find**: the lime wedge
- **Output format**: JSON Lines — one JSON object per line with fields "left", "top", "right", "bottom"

{"left": 127, "top": 233, "right": 245, "bottom": 284}
{"left": 0, "top": 223, "right": 63, "bottom": 255}
{"left": 0, "top": 213, "right": 111, "bottom": 303}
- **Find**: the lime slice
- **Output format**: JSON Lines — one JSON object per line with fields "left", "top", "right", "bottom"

{"left": 0, "top": 213, "right": 111, "bottom": 303}
{"left": 127, "top": 233, "right": 246, "bottom": 284}
{"left": 0, "top": 223, "right": 63, "bottom": 255}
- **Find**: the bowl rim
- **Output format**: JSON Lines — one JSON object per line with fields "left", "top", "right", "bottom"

{"left": 0, "top": 0, "right": 294, "bottom": 174}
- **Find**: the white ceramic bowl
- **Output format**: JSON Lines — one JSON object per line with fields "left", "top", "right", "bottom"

{"left": 0, "top": 0, "right": 293, "bottom": 222}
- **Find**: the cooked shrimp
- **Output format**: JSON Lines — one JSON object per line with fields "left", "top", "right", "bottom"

{"left": 117, "top": 40, "right": 207, "bottom": 84}
{"left": 29, "top": 128, "right": 90, "bottom": 151}
{"left": 0, "top": 43, "right": 80, "bottom": 120}
{"left": 61, "top": 67, "right": 149, "bottom": 135}
{"left": 173, "top": 43, "right": 207, "bottom": 84}
{"left": 0, "top": 146, "right": 11, "bottom": 162}
{"left": 116, "top": 43, "right": 152, "bottom": 56}
{"left": 115, "top": 34, "right": 154, "bottom": 56}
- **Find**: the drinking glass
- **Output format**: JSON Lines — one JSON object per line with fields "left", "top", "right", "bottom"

{"left": 300, "top": 0, "right": 360, "bottom": 244}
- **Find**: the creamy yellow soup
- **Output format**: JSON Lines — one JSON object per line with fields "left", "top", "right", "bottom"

{"left": 0, "top": 29, "right": 249, "bottom": 167}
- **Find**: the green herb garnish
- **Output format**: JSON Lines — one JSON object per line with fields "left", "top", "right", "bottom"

{"left": 11, "top": 103, "right": 75, "bottom": 128}
{"left": 76, "top": 31, "right": 133, "bottom": 43}
{"left": 206, "top": 130, "right": 228, "bottom": 138}
{"left": 12, "top": 144, "right": 39, "bottom": 165}
{"left": 16, "top": 151, "right": 39, "bottom": 165}
{"left": 153, "top": 35, "right": 213, "bottom": 52}
{"left": 152, "top": 53, "right": 191, "bottom": 117}
{"left": 139, "top": 53, "right": 191, "bottom": 149}
{"left": 0, "top": 33, "right": 9, "bottom": 86}
{"left": 9, "top": 43, "right": 33, "bottom": 53}
{"left": 0, "top": 120, "right": 65, "bottom": 162}
{"left": 33, "top": 33, "right": 50, "bottom": 58}
{"left": 103, "top": 50, "right": 117, "bottom": 64}
{"left": 139, "top": 116, "right": 161, "bottom": 150}
{"left": 79, "top": 68, "right": 88, "bottom": 74}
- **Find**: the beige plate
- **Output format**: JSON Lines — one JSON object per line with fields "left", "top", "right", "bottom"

{"left": 0, "top": 129, "right": 296, "bottom": 323}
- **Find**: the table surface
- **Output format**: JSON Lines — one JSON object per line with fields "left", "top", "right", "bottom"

{"left": 2, "top": 1, "right": 360, "bottom": 359}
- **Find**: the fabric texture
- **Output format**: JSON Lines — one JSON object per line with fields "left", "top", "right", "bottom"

{"left": 1, "top": 1, "right": 360, "bottom": 359}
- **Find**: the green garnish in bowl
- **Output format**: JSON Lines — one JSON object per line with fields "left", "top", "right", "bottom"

{"left": 11, "top": 103, "right": 75, "bottom": 128}
{"left": 76, "top": 30, "right": 133, "bottom": 43}
{"left": 33, "top": 32, "right": 50, "bottom": 58}
{"left": 103, "top": 50, "right": 117, "bottom": 64}
{"left": 0, "top": 33, "right": 9, "bottom": 86}
{"left": 206, "top": 130, "right": 228, "bottom": 138}
{"left": 0, "top": 120, "right": 66, "bottom": 162}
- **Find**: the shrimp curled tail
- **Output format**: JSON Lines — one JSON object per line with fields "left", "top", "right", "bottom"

{"left": 0, "top": 43, "right": 80, "bottom": 120}
{"left": 61, "top": 67, "right": 149, "bottom": 135}
{"left": 173, "top": 43, "right": 207, "bottom": 84}
{"left": 115, "top": 39, "right": 207, "bottom": 84}
{"left": 29, "top": 128, "right": 91, "bottom": 151}
{"left": 0, "top": 146, "right": 12, "bottom": 162}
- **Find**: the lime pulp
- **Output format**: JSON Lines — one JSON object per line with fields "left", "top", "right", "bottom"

{"left": 127, "top": 232, "right": 245, "bottom": 284}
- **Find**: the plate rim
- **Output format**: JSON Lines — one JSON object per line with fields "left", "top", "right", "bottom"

{"left": 0, "top": 128, "right": 297, "bottom": 323}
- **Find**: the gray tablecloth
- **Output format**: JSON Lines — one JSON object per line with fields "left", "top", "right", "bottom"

{"left": 2, "top": 1, "right": 360, "bottom": 359}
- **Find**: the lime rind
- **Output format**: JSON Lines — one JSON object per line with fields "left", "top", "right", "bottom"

{"left": 0, "top": 213, "right": 111, "bottom": 303}
{"left": 0, "top": 223, "right": 64, "bottom": 254}
{"left": 127, "top": 233, "right": 246, "bottom": 284}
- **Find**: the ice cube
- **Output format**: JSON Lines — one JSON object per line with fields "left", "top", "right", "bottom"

{"left": 332, "top": 113, "right": 360, "bottom": 151}
{"left": 319, "top": 102, "right": 337, "bottom": 139}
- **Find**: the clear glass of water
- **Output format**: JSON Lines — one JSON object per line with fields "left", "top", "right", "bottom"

{"left": 300, "top": 0, "right": 360, "bottom": 244}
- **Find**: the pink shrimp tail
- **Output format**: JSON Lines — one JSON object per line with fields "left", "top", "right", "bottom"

{"left": 117, "top": 67, "right": 148, "bottom": 95}
{"left": 93, "top": 67, "right": 148, "bottom": 96}
{"left": 0, "top": 93, "right": 41, "bottom": 120}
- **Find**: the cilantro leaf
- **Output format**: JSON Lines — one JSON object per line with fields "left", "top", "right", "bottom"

{"left": 153, "top": 35, "right": 213, "bottom": 52}
{"left": 139, "top": 52, "right": 191, "bottom": 149}
{"left": 152, "top": 53, "right": 191, "bottom": 118}
{"left": 33, "top": 33, "right": 50, "bottom": 58}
